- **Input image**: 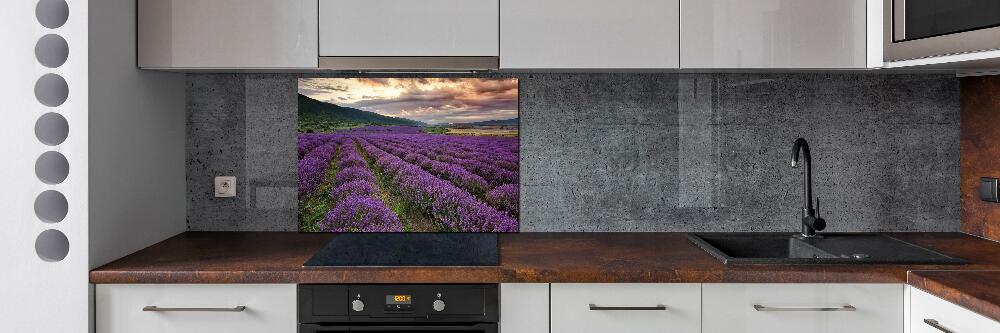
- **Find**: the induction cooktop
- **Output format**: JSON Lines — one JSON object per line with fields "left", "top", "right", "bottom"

{"left": 303, "top": 233, "right": 499, "bottom": 267}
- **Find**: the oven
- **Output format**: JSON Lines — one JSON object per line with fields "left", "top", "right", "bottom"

{"left": 299, "top": 284, "right": 498, "bottom": 333}
{"left": 884, "top": 0, "right": 1000, "bottom": 61}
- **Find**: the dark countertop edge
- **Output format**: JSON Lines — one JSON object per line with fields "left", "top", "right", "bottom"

{"left": 907, "top": 270, "right": 1000, "bottom": 323}
{"left": 88, "top": 232, "right": 1000, "bottom": 286}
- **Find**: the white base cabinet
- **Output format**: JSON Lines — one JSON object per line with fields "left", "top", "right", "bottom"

{"left": 96, "top": 284, "right": 297, "bottom": 333}
{"left": 550, "top": 283, "right": 701, "bottom": 333}
{"left": 500, "top": 283, "right": 549, "bottom": 333}
{"left": 909, "top": 286, "right": 1000, "bottom": 333}
{"left": 702, "top": 283, "right": 904, "bottom": 333}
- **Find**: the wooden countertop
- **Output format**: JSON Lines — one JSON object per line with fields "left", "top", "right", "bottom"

{"left": 908, "top": 270, "right": 1000, "bottom": 323}
{"left": 90, "top": 232, "right": 1000, "bottom": 321}
{"left": 91, "top": 232, "right": 1000, "bottom": 284}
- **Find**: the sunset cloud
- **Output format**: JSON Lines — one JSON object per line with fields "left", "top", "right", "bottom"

{"left": 298, "top": 78, "right": 518, "bottom": 125}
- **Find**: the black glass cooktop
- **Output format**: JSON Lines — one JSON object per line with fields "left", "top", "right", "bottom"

{"left": 304, "top": 233, "right": 499, "bottom": 267}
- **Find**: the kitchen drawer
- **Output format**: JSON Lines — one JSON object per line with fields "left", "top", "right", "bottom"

{"left": 703, "top": 283, "right": 903, "bottom": 333}
{"left": 550, "top": 283, "right": 701, "bottom": 333}
{"left": 910, "top": 287, "right": 1000, "bottom": 333}
{"left": 96, "top": 284, "right": 297, "bottom": 333}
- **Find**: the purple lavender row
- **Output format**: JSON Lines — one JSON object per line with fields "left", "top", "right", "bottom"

{"left": 485, "top": 183, "right": 518, "bottom": 215}
{"left": 379, "top": 135, "right": 518, "bottom": 174}
{"left": 357, "top": 137, "right": 517, "bottom": 232}
{"left": 297, "top": 133, "right": 341, "bottom": 159}
{"left": 368, "top": 138, "right": 491, "bottom": 196}
{"left": 365, "top": 136, "right": 518, "bottom": 215}
{"left": 379, "top": 135, "right": 518, "bottom": 172}
{"left": 372, "top": 136, "right": 517, "bottom": 188}
{"left": 297, "top": 141, "right": 339, "bottom": 197}
{"left": 372, "top": 136, "right": 515, "bottom": 179}
{"left": 320, "top": 140, "right": 401, "bottom": 232}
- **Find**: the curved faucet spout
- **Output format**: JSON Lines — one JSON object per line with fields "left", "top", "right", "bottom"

{"left": 791, "top": 138, "right": 813, "bottom": 207}
{"left": 791, "top": 138, "right": 824, "bottom": 237}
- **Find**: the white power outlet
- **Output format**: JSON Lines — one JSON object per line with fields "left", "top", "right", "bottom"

{"left": 214, "top": 176, "right": 236, "bottom": 198}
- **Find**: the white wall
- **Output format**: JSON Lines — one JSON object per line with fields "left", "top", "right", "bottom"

{"left": 0, "top": 0, "right": 90, "bottom": 331}
{"left": 88, "top": 0, "right": 187, "bottom": 270}
{"left": 0, "top": 0, "right": 185, "bottom": 331}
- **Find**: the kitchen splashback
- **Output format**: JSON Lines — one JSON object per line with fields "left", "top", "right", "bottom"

{"left": 186, "top": 73, "right": 960, "bottom": 232}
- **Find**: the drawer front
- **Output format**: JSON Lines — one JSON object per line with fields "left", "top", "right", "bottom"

{"left": 96, "top": 284, "right": 297, "bottom": 333}
{"left": 703, "top": 283, "right": 903, "bottom": 333}
{"left": 910, "top": 287, "right": 1000, "bottom": 333}
{"left": 551, "top": 283, "right": 701, "bottom": 333}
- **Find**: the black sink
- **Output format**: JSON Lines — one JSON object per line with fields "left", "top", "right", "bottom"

{"left": 687, "top": 233, "right": 966, "bottom": 265}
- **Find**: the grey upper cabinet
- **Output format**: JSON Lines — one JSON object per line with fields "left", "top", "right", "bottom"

{"left": 680, "top": 0, "right": 870, "bottom": 69}
{"left": 318, "top": 0, "right": 500, "bottom": 70}
{"left": 138, "top": 0, "right": 318, "bottom": 69}
{"left": 500, "top": 0, "right": 680, "bottom": 69}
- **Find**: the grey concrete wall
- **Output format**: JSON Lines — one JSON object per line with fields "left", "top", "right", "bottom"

{"left": 186, "top": 73, "right": 960, "bottom": 232}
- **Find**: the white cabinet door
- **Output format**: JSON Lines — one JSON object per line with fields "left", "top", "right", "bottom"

{"left": 910, "top": 287, "right": 1000, "bottom": 333}
{"left": 702, "top": 283, "right": 904, "bottom": 333}
{"left": 319, "top": 0, "right": 499, "bottom": 57}
{"left": 680, "top": 0, "right": 868, "bottom": 68}
{"left": 551, "top": 283, "right": 701, "bottom": 333}
{"left": 501, "top": 0, "right": 680, "bottom": 69}
{"left": 96, "top": 284, "right": 297, "bottom": 333}
{"left": 500, "top": 283, "right": 548, "bottom": 333}
{"left": 137, "top": 0, "right": 318, "bottom": 69}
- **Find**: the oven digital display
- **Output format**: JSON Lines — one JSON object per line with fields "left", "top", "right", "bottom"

{"left": 386, "top": 295, "right": 412, "bottom": 305}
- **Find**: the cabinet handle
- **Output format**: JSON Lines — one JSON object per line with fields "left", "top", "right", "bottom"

{"left": 142, "top": 306, "right": 247, "bottom": 312}
{"left": 589, "top": 304, "right": 667, "bottom": 311}
{"left": 753, "top": 304, "right": 856, "bottom": 312}
{"left": 923, "top": 319, "right": 955, "bottom": 333}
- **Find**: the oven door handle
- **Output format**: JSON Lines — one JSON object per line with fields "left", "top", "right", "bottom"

{"left": 347, "top": 323, "right": 497, "bottom": 331}
{"left": 299, "top": 323, "right": 498, "bottom": 332}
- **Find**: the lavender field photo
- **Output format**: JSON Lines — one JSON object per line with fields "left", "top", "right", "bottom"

{"left": 297, "top": 78, "right": 519, "bottom": 232}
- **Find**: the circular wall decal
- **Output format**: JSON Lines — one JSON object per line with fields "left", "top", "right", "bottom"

{"left": 35, "top": 151, "right": 69, "bottom": 184}
{"left": 35, "top": 34, "right": 69, "bottom": 68}
{"left": 36, "top": 0, "right": 70, "bottom": 29}
{"left": 35, "top": 229, "right": 70, "bottom": 262}
{"left": 34, "top": 73, "right": 69, "bottom": 107}
{"left": 34, "top": 190, "right": 68, "bottom": 223}
{"left": 35, "top": 112, "right": 69, "bottom": 145}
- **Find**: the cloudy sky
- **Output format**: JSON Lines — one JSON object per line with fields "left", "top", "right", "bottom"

{"left": 298, "top": 78, "right": 518, "bottom": 125}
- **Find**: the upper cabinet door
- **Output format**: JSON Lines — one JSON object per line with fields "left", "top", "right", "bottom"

{"left": 501, "top": 0, "right": 680, "bottom": 69}
{"left": 319, "top": 0, "right": 500, "bottom": 57}
{"left": 680, "top": 0, "right": 868, "bottom": 68}
{"left": 138, "top": 0, "right": 318, "bottom": 69}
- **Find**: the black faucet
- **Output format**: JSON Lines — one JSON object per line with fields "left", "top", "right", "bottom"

{"left": 791, "top": 138, "right": 826, "bottom": 238}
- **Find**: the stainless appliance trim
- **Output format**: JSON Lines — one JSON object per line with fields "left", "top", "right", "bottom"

{"left": 588, "top": 304, "right": 667, "bottom": 311}
{"left": 300, "top": 323, "right": 498, "bottom": 332}
{"left": 884, "top": 0, "right": 1000, "bottom": 61}
{"left": 923, "top": 319, "right": 955, "bottom": 333}
{"left": 753, "top": 304, "right": 856, "bottom": 312}
{"left": 318, "top": 56, "right": 499, "bottom": 71}
{"left": 142, "top": 305, "right": 247, "bottom": 312}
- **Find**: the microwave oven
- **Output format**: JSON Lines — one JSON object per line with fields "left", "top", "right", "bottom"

{"left": 884, "top": 0, "right": 1000, "bottom": 62}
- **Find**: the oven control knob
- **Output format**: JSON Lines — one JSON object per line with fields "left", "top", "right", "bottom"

{"left": 432, "top": 299, "right": 446, "bottom": 312}
{"left": 351, "top": 299, "right": 365, "bottom": 312}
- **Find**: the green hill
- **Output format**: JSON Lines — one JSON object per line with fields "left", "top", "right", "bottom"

{"left": 450, "top": 118, "right": 519, "bottom": 127}
{"left": 298, "top": 94, "right": 424, "bottom": 133}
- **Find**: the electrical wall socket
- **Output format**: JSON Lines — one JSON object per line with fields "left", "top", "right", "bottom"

{"left": 215, "top": 176, "right": 236, "bottom": 198}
